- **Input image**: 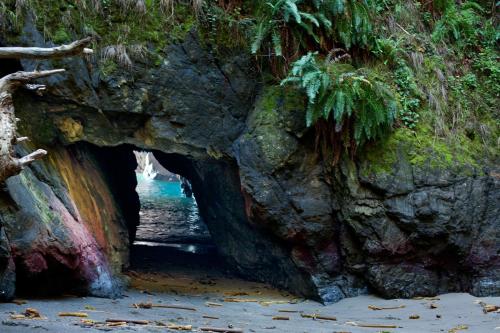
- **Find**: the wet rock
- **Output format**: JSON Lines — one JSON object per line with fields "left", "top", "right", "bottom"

{"left": 367, "top": 264, "right": 440, "bottom": 299}
{"left": 471, "top": 272, "right": 500, "bottom": 297}
{"left": 0, "top": 21, "right": 498, "bottom": 303}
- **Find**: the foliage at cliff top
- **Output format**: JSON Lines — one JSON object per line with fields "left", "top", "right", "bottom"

{"left": 249, "top": 0, "right": 498, "bottom": 165}
{"left": 1, "top": 0, "right": 199, "bottom": 69}
{"left": 0, "top": 0, "right": 498, "bottom": 166}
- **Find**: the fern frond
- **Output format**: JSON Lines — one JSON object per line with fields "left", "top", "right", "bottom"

{"left": 282, "top": 52, "right": 398, "bottom": 150}
{"left": 272, "top": 30, "right": 283, "bottom": 56}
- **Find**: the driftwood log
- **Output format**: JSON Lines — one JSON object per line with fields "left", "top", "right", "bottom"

{"left": 0, "top": 37, "right": 92, "bottom": 183}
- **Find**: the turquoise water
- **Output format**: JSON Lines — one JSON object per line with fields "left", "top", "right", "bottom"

{"left": 134, "top": 174, "right": 211, "bottom": 244}
{"left": 136, "top": 173, "right": 184, "bottom": 197}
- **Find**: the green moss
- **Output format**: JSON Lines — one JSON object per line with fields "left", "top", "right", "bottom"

{"left": 361, "top": 124, "right": 487, "bottom": 176}
{"left": 255, "top": 85, "right": 306, "bottom": 125}
{"left": 256, "top": 87, "right": 282, "bottom": 124}
{"left": 246, "top": 86, "right": 305, "bottom": 168}
{"left": 100, "top": 59, "right": 118, "bottom": 76}
{"left": 168, "top": 5, "right": 197, "bottom": 43}
{"left": 52, "top": 27, "right": 71, "bottom": 44}
{"left": 18, "top": 171, "right": 59, "bottom": 226}
{"left": 22, "top": 0, "right": 198, "bottom": 70}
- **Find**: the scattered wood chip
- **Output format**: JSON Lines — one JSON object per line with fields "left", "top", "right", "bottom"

{"left": 167, "top": 324, "right": 193, "bottom": 331}
{"left": 346, "top": 321, "right": 398, "bottom": 328}
{"left": 259, "top": 300, "right": 290, "bottom": 306}
{"left": 205, "top": 302, "right": 223, "bottom": 307}
{"left": 107, "top": 321, "right": 127, "bottom": 327}
{"left": 24, "top": 308, "right": 41, "bottom": 318}
{"left": 133, "top": 302, "right": 196, "bottom": 311}
{"left": 133, "top": 302, "right": 152, "bottom": 309}
{"left": 9, "top": 314, "right": 27, "bottom": 320}
{"left": 11, "top": 299, "right": 27, "bottom": 305}
{"left": 223, "top": 298, "right": 259, "bottom": 303}
{"left": 79, "top": 309, "right": 105, "bottom": 313}
{"left": 449, "top": 324, "right": 468, "bottom": 333}
{"left": 9, "top": 308, "right": 45, "bottom": 320}
{"left": 224, "top": 291, "right": 249, "bottom": 296}
{"left": 413, "top": 296, "right": 440, "bottom": 301}
{"left": 203, "top": 315, "right": 220, "bottom": 319}
{"left": 368, "top": 305, "right": 406, "bottom": 310}
{"left": 301, "top": 313, "right": 337, "bottom": 321}
{"left": 409, "top": 314, "right": 420, "bottom": 319}
{"left": 84, "top": 305, "right": 96, "bottom": 310}
{"left": 430, "top": 303, "right": 438, "bottom": 309}
{"left": 106, "top": 319, "right": 149, "bottom": 325}
{"left": 478, "top": 301, "right": 499, "bottom": 313}
{"left": 278, "top": 309, "right": 299, "bottom": 313}
{"left": 199, "top": 327, "right": 243, "bottom": 333}
{"left": 58, "top": 312, "right": 89, "bottom": 318}
{"left": 272, "top": 316, "right": 289, "bottom": 320}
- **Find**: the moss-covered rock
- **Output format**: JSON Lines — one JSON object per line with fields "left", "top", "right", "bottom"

{"left": 359, "top": 124, "right": 489, "bottom": 178}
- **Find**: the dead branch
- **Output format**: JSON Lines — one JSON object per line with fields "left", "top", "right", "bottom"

{"left": 368, "top": 304, "right": 406, "bottom": 310}
{"left": 0, "top": 37, "right": 93, "bottom": 59}
{"left": 106, "top": 319, "right": 149, "bottom": 325}
{"left": 199, "top": 327, "right": 244, "bottom": 333}
{"left": 0, "top": 70, "right": 64, "bottom": 182}
{"left": 58, "top": 312, "right": 89, "bottom": 317}
{"left": 133, "top": 302, "right": 197, "bottom": 311}
{"left": 300, "top": 313, "right": 337, "bottom": 321}
{"left": 0, "top": 38, "right": 92, "bottom": 183}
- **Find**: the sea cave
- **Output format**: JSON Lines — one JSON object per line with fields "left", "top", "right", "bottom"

{"left": 0, "top": 1, "right": 498, "bottom": 332}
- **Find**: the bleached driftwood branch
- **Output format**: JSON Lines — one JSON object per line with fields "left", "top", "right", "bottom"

{"left": 0, "top": 37, "right": 93, "bottom": 59}
{"left": 0, "top": 38, "right": 92, "bottom": 183}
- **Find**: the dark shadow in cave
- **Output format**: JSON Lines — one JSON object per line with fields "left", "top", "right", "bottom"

{"left": 0, "top": 41, "right": 23, "bottom": 77}
{"left": 129, "top": 151, "right": 230, "bottom": 277}
{"left": 87, "top": 143, "right": 234, "bottom": 280}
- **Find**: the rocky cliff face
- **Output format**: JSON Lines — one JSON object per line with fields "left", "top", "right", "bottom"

{"left": 0, "top": 143, "right": 137, "bottom": 300}
{"left": 0, "top": 20, "right": 498, "bottom": 303}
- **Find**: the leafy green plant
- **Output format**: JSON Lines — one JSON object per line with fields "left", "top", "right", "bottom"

{"left": 251, "top": 0, "right": 374, "bottom": 58}
{"left": 201, "top": 3, "right": 252, "bottom": 52}
{"left": 0, "top": 0, "right": 23, "bottom": 31}
{"left": 394, "top": 60, "right": 421, "bottom": 129}
{"left": 432, "top": 1, "right": 482, "bottom": 45}
{"left": 281, "top": 52, "right": 398, "bottom": 153}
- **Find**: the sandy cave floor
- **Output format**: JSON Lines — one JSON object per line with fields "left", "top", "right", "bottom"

{"left": 1, "top": 273, "right": 499, "bottom": 333}
{"left": 1, "top": 245, "right": 499, "bottom": 333}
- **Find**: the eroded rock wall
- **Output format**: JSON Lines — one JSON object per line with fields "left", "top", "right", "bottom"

{"left": 0, "top": 19, "right": 498, "bottom": 302}
{"left": 0, "top": 143, "right": 135, "bottom": 300}
{"left": 236, "top": 88, "right": 499, "bottom": 302}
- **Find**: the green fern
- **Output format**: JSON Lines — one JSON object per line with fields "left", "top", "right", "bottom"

{"left": 432, "top": 1, "right": 483, "bottom": 45}
{"left": 282, "top": 52, "right": 398, "bottom": 146}
{"left": 251, "top": 0, "right": 374, "bottom": 57}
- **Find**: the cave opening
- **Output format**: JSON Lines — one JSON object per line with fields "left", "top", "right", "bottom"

{"left": 129, "top": 150, "right": 228, "bottom": 279}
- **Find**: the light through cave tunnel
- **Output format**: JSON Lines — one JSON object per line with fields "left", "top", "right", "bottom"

{"left": 86, "top": 143, "right": 240, "bottom": 285}
{"left": 129, "top": 150, "right": 230, "bottom": 280}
